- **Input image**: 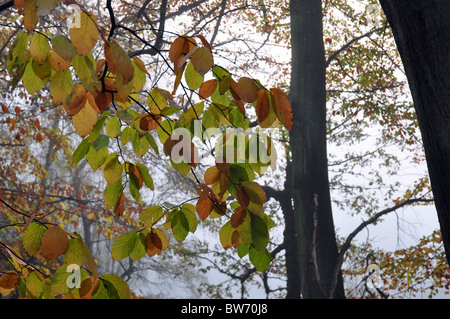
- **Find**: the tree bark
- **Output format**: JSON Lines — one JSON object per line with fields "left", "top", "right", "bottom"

{"left": 379, "top": 0, "right": 450, "bottom": 264}
{"left": 289, "top": 0, "right": 345, "bottom": 298}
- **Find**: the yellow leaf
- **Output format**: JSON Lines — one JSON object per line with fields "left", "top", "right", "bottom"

{"left": 24, "top": 0, "right": 38, "bottom": 32}
{"left": 72, "top": 96, "right": 98, "bottom": 137}
{"left": 69, "top": 11, "right": 99, "bottom": 56}
{"left": 30, "top": 32, "right": 50, "bottom": 64}
{"left": 48, "top": 50, "right": 71, "bottom": 71}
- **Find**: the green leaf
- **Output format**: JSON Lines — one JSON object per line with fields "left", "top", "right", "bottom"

{"left": 176, "top": 101, "right": 204, "bottom": 128}
{"left": 131, "top": 129, "right": 149, "bottom": 157}
{"left": 248, "top": 245, "right": 272, "bottom": 272}
{"left": 157, "top": 119, "right": 175, "bottom": 144}
{"left": 128, "top": 172, "right": 141, "bottom": 201}
{"left": 30, "top": 32, "right": 50, "bottom": 64}
{"left": 135, "top": 163, "right": 154, "bottom": 190}
{"left": 111, "top": 231, "right": 137, "bottom": 261}
{"left": 26, "top": 271, "right": 44, "bottom": 298}
{"left": 22, "top": 60, "right": 46, "bottom": 94}
{"left": 50, "top": 69, "right": 72, "bottom": 104}
{"left": 250, "top": 214, "right": 269, "bottom": 252}
{"left": 101, "top": 274, "right": 131, "bottom": 299}
{"left": 22, "top": 222, "right": 47, "bottom": 256}
{"left": 185, "top": 61, "right": 204, "bottom": 91}
{"left": 237, "top": 243, "right": 250, "bottom": 258}
{"left": 147, "top": 87, "right": 168, "bottom": 114}
{"left": 6, "top": 32, "right": 29, "bottom": 73}
{"left": 181, "top": 206, "right": 198, "bottom": 233}
{"left": 100, "top": 277, "right": 120, "bottom": 299}
{"left": 116, "top": 109, "right": 136, "bottom": 124}
{"left": 219, "top": 221, "right": 233, "bottom": 250}
{"left": 104, "top": 154, "right": 122, "bottom": 185}
{"left": 139, "top": 206, "right": 163, "bottom": 227}
{"left": 91, "top": 134, "right": 110, "bottom": 150}
{"left": 104, "top": 179, "right": 123, "bottom": 208}
{"left": 63, "top": 238, "right": 84, "bottom": 266}
{"left": 105, "top": 116, "right": 121, "bottom": 138}
{"left": 85, "top": 146, "right": 108, "bottom": 170}
{"left": 51, "top": 34, "right": 78, "bottom": 61}
{"left": 72, "top": 54, "right": 98, "bottom": 90}
{"left": 171, "top": 210, "right": 190, "bottom": 242}
{"left": 88, "top": 111, "right": 109, "bottom": 143}
{"left": 130, "top": 232, "right": 146, "bottom": 261}
{"left": 144, "top": 132, "right": 159, "bottom": 155}
{"left": 120, "top": 126, "right": 131, "bottom": 146}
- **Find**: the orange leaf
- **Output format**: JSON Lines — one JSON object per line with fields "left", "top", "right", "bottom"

{"left": 138, "top": 114, "right": 162, "bottom": 131}
{"left": 114, "top": 191, "right": 125, "bottom": 218}
{"left": 169, "top": 35, "right": 196, "bottom": 73}
{"left": 204, "top": 166, "right": 220, "bottom": 185}
{"left": 196, "top": 184, "right": 215, "bottom": 221}
{"left": 39, "top": 225, "right": 69, "bottom": 260}
{"left": 230, "top": 206, "right": 246, "bottom": 228}
{"left": 64, "top": 84, "right": 87, "bottom": 116}
{"left": 0, "top": 272, "right": 19, "bottom": 289}
{"left": 255, "top": 89, "right": 271, "bottom": 125}
{"left": 1, "top": 104, "right": 8, "bottom": 113}
{"left": 236, "top": 77, "right": 259, "bottom": 103}
{"left": 199, "top": 79, "right": 217, "bottom": 99}
{"left": 146, "top": 230, "right": 163, "bottom": 257}
{"left": 270, "top": 88, "right": 293, "bottom": 131}
{"left": 35, "top": 132, "right": 43, "bottom": 142}
{"left": 236, "top": 186, "right": 250, "bottom": 209}
{"left": 195, "top": 34, "right": 212, "bottom": 51}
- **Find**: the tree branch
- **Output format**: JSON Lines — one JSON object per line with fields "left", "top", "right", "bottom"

{"left": 328, "top": 196, "right": 435, "bottom": 298}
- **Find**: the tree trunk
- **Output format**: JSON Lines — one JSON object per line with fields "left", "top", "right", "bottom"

{"left": 289, "top": 0, "right": 345, "bottom": 298}
{"left": 379, "top": 0, "right": 450, "bottom": 264}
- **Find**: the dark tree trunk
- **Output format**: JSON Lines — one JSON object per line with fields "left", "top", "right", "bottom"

{"left": 289, "top": 0, "right": 345, "bottom": 298}
{"left": 379, "top": 0, "right": 450, "bottom": 264}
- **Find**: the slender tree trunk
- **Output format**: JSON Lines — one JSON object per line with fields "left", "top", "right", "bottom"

{"left": 379, "top": 0, "right": 450, "bottom": 264}
{"left": 289, "top": 0, "right": 345, "bottom": 298}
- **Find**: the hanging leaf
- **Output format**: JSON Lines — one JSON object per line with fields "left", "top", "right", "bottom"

{"left": 111, "top": 231, "right": 138, "bottom": 261}
{"left": 39, "top": 225, "right": 69, "bottom": 260}
{"left": 21, "top": 222, "right": 47, "bottom": 256}
{"left": 50, "top": 69, "right": 72, "bottom": 104}
{"left": 69, "top": 11, "right": 99, "bottom": 56}
{"left": 72, "top": 96, "right": 98, "bottom": 138}
{"left": 236, "top": 77, "right": 259, "bottom": 103}
{"left": 190, "top": 46, "right": 214, "bottom": 76}
{"left": 30, "top": 32, "right": 50, "bottom": 65}
{"left": 270, "top": 87, "right": 293, "bottom": 131}
{"left": 199, "top": 79, "right": 217, "bottom": 99}
{"left": 51, "top": 34, "right": 78, "bottom": 61}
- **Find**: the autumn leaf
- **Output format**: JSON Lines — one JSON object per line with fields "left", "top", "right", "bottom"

{"left": 236, "top": 77, "right": 259, "bottom": 103}
{"left": 69, "top": 11, "right": 99, "bottom": 56}
{"left": 190, "top": 46, "right": 214, "bottom": 76}
{"left": 0, "top": 272, "right": 19, "bottom": 289}
{"left": 30, "top": 32, "right": 50, "bottom": 65}
{"left": 72, "top": 95, "right": 98, "bottom": 137}
{"left": 199, "top": 79, "right": 217, "bottom": 99}
{"left": 39, "top": 225, "right": 69, "bottom": 260}
{"left": 270, "top": 87, "right": 293, "bottom": 131}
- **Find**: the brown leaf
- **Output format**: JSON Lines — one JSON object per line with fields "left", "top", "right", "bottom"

{"left": 199, "top": 79, "right": 217, "bottom": 99}
{"left": 114, "top": 191, "right": 125, "bottom": 218}
{"left": 255, "top": 89, "right": 271, "bottom": 125}
{"left": 0, "top": 272, "right": 19, "bottom": 289}
{"left": 236, "top": 77, "right": 259, "bottom": 103}
{"left": 138, "top": 114, "right": 162, "bottom": 131}
{"left": 236, "top": 186, "right": 250, "bottom": 209}
{"left": 64, "top": 84, "right": 87, "bottom": 116}
{"left": 196, "top": 184, "right": 215, "bottom": 221}
{"left": 39, "top": 225, "right": 69, "bottom": 260}
{"left": 164, "top": 134, "right": 198, "bottom": 167}
{"left": 230, "top": 206, "right": 246, "bottom": 228}
{"left": 270, "top": 87, "right": 293, "bottom": 131}
{"left": 146, "top": 230, "right": 163, "bottom": 257}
